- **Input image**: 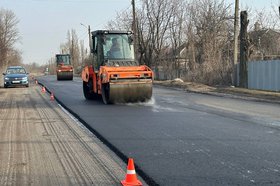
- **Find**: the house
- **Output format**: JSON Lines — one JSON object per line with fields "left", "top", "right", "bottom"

{"left": 249, "top": 22, "right": 280, "bottom": 61}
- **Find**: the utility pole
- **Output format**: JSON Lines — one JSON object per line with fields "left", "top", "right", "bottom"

{"left": 81, "top": 23, "right": 91, "bottom": 52}
{"left": 87, "top": 25, "right": 93, "bottom": 66}
{"left": 131, "top": 0, "right": 138, "bottom": 61}
{"left": 87, "top": 25, "right": 91, "bottom": 51}
{"left": 80, "top": 23, "right": 92, "bottom": 66}
{"left": 132, "top": 0, "right": 136, "bottom": 33}
{"left": 233, "top": 0, "right": 239, "bottom": 86}
{"left": 88, "top": 25, "right": 93, "bottom": 68}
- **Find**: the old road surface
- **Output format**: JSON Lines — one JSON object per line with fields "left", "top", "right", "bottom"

{"left": 0, "top": 83, "right": 148, "bottom": 185}
{"left": 38, "top": 75, "right": 280, "bottom": 186}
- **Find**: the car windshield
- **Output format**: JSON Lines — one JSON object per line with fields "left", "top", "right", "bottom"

{"left": 56, "top": 55, "right": 70, "bottom": 65}
{"left": 103, "top": 34, "right": 134, "bottom": 60}
{"left": 6, "top": 68, "right": 26, "bottom": 74}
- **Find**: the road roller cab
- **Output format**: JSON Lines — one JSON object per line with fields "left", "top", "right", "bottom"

{"left": 82, "top": 30, "right": 153, "bottom": 104}
{"left": 56, "top": 54, "right": 73, "bottom": 80}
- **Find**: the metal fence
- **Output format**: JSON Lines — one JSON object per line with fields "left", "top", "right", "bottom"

{"left": 248, "top": 60, "right": 280, "bottom": 91}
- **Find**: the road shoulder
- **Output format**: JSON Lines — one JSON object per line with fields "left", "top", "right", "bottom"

{"left": 154, "top": 80, "right": 280, "bottom": 104}
{"left": 0, "top": 84, "right": 130, "bottom": 185}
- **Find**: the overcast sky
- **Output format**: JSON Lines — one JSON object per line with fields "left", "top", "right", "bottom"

{"left": 1, "top": 0, "right": 279, "bottom": 65}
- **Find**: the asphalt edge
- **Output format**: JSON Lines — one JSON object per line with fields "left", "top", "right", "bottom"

{"left": 37, "top": 81, "right": 159, "bottom": 186}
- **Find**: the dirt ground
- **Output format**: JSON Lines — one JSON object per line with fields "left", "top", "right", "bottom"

{"left": 154, "top": 79, "right": 280, "bottom": 104}
{"left": 0, "top": 67, "right": 5, "bottom": 87}
{"left": 0, "top": 83, "right": 134, "bottom": 185}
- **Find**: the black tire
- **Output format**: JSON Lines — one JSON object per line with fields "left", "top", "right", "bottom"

{"left": 83, "top": 80, "right": 99, "bottom": 100}
{"left": 4, "top": 85, "right": 7, "bottom": 88}
{"left": 101, "top": 83, "right": 111, "bottom": 104}
{"left": 26, "top": 84, "right": 29, "bottom": 87}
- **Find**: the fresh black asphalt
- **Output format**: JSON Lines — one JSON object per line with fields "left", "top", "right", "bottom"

{"left": 38, "top": 76, "right": 280, "bottom": 186}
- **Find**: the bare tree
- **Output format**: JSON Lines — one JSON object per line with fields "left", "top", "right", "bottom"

{"left": 69, "top": 29, "right": 80, "bottom": 72}
{"left": 6, "top": 49, "right": 22, "bottom": 66}
{"left": 139, "top": 0, "right": 176, "bottom": 78}
{"left": 47, "top": 57, "right": 56, "bottom": 75}
{"left": 248, "top": 6, "right": 280, "bottom": 60}
{"left": 136, "top": 3, "right": 151, "bottom": 65}
{"left": 80, "top": 40, "right": 85, "bottom": 64}
{"left": 166, "top": 0, "right": 187, "bottom": 79}
{"left": 250, "top": 6, "right": 280, "bottom": 31}
{"left": 60, "top": 29, "right": 80, "bottom": 72}
{"left": 78, "top": 39, "right": 87, "bottom": 74}
{"left": 25, "top": 62, "right": 46, "bottom": 74}
{"left": 0, "top": 8, "right": 20, "bottom": 68}
{"left": 189, "top": 0, "right": 232, "bottom": 84}
{"left": 106, "top": 10, "right": 132, "bottom": 31}
{"left": 184, "top": 6, "right": 197, "bottom": 75}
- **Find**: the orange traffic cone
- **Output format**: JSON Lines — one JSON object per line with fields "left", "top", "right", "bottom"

{"left": 121, "top": 158, "right": 142, "bottom": 186}
{"left": 41, "top": 86, "right": 46, "bottom": 93}
{"left": 50, "top": 92, "right": 54, "bottom": 101}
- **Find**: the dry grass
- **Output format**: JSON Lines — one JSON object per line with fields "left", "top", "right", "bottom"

{"left": 154, "top": 80, "right": 216, "bottom": 92}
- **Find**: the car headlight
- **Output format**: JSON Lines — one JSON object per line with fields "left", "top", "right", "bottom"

{"left": 22, "top": 77, "right": 28, "bottom": 80}
{"left": 4, "top": 77, "right": 9, "bottom": 80}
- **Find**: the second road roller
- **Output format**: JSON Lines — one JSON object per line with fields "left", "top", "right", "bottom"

{"left": 56, "top": 54, "right": 73, "bottom": 80}
{"left": 81, "top": 30, "right": 153, "bottom": 104}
